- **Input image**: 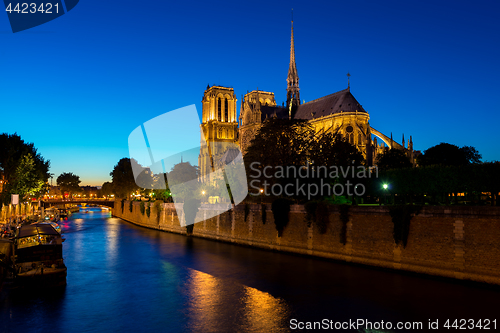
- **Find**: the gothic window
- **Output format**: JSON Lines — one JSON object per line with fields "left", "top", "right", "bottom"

{"left": 218, "top": 128, "right": 223, "bottom": 138}
{"left": 225, "top": 129, "right": 229, "bottom": 139}
{"left": 218, "top": 98, "right": 221, "bottom": 121}
{"left": 224, "top": 99, "right": 229, "bottom": 122}
{"left": 346, "top": 133, "right": 353, "bottom": 144}
{"left": 358, "top": 133, "right": 362, "bottom": 145}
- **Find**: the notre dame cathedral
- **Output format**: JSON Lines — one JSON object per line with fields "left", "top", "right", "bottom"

{"left": 199, "top": 20, "right": 415, "bottom": 180}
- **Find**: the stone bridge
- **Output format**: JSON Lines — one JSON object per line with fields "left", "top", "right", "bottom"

{"left": 40, "top": 199, "right": 115, "bottom": 209}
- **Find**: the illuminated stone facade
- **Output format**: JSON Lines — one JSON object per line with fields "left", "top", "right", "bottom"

{"left": 199, "top": 20, "right": 415, "bottom": 172}
{"left": 198, "top": 86, "right": 239, "bottom": 181}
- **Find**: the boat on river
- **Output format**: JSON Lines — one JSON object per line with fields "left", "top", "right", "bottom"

{"left": 44, "top": 207, "right": 60, "bottom": 222}
{"left": 8, "top": 223, "right": 67, "bottom": 287}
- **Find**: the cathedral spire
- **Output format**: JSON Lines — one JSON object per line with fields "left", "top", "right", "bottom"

{"left": 287, "top": 11, "right": 300, "bottom": 115}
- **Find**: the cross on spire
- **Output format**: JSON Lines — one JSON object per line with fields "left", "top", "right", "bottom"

{"left": 347, "top": 72, "right": 351, "bottom": 90}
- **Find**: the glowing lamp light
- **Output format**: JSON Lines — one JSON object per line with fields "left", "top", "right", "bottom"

{"left": 383, "top": 184, "right": 388, "bottom": 190}
{"left": 202, "top": 191, "right": 206, "bottom": 195}
{"left": 260, "top": 189, "right": 264, "bottom": 194}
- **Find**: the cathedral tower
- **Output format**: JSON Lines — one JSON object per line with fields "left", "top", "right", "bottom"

{"left": 198, "top": 85, "right": 238, "bottom": 181}
{"left": 286, "top": 19, "right": 300, "bottom": 117}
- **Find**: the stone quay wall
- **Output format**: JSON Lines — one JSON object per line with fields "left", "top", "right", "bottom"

{"left": 113, "top": 201, "right": 500, "bottom": 285}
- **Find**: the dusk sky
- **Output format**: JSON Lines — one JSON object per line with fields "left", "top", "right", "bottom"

{"left": 1, "top": 0, "right": 499, "bottom": 186}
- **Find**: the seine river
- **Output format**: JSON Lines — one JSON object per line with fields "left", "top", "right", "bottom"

{"left": 1, "top": 208, "right": 499, "bottom": 332}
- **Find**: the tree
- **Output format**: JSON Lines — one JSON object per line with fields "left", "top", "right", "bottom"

{"left": 110, "top": 158, "right": 140, "bottom": 198}
{"left": 167, "top": 161, "right": 199, "bottom": 202}
{"left": 309, "top": 133, "right": 365, "bottom": 202}
{"left": 100, "top": 181, "right": 114, "bottom": 197}
{"left": 376, "top": 148, "right": 413, "bottom": 171}
{"left": 245, "top": 118, "right": 314, "bottom": 170}
{"left": 10, "top": 154, "right": 46, "bottom": 200}
{"left": 0, "top": 133, "right": 50, "bottom": 204}
{"left": 418, "top": 143, "right": 482, "bottom": 166}
{"left": 310, "top": 133, "right": 364, "bottom": 168}
{"left": 244, "top": 118, "right": 314, "bottom": 197}
{"left": 57, "top": 172, "right": 81, "bottom": 198}
{"left": 461, "top": 146, "right": 482, "bottom": 164}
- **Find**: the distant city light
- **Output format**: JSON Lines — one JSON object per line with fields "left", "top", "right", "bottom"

{"left": 383, "top": 184, "right": 388, "bottom": 190}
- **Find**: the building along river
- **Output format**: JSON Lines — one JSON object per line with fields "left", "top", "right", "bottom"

{"left": 1, "top": 207, "right": 499, "bottom": 332}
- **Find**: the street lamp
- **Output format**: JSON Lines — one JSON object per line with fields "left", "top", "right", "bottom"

{"left": 383, "top": 183, "right": 389, "bottom": 204}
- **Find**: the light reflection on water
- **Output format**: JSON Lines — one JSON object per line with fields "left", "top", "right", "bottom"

{"left": 183, "top": 268, "right": 290, "bottom": 333}
{"left": 1, "top": 208, "right": 500, "bottom": 333}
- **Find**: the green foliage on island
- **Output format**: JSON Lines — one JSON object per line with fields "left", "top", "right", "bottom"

{"left": 339, "top": 205, "right": 350, "bottom": 245}
{"left": 376, "top": 148, "right": 412, "bottom": 171}
{"left": 374, "top": 162, "right": 500, "bottom": 205}
{"left": 146, "top": 205, "right": 150, "bottom": 218}
{"left": 184, "top": 198, "right": 201, "bottom": 235}
{"left": 417, "top": 143, "right": 481, "bottom": 167}
{"left": 129, "top": 200, "right": 133, "bottom": 213}
{"left": 271, "top": 198, "right": 293, "bottom": 237}
{"left": 304, "top": 201, "right": 317, "bottom": 228}
{"left": 261, "top": 204, "right": 267, "bottom": 224}
{"left": 140, "top": 201, "right": 145, "bottom": 215}
{"left": 304, "top": 201, "right": 330, "bottom": 234}
{"left": 388, "top": 205, "right": 422, "bottom": 248}
{"left": 244, "top": 203, "right": 250, "bottom": 222}
{"left": 154, "top": 201, "right": 163, "bottom": 224}
{"left": 168, "top": 161, "right": 199, "bottom": 202}
{"left": 244, "top": 119, "right": 364, "bottom": 202}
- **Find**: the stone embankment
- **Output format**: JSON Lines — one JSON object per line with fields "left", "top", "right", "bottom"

{"left": 113, "top": 201, "right": 500, "bottom": 285}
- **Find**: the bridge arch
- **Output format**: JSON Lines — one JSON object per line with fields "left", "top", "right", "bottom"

{"left": 41, "top": 199, "right": 115, "bottom": 209}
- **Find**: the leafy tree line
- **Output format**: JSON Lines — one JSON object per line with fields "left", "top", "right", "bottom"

{"left": 372, "top": 162, "right": 500, "bottom": 205}
{"left": 244, "top": 118, "right": 365, "bottom": 202}
{"left": 243, "top": 119, "right": 494, "bottom": 205}
{"left": 0, "top": 133, "right": 50, "bottom": 205}
{"left": 371, "top": 142, "right": 493, "bottom": 205}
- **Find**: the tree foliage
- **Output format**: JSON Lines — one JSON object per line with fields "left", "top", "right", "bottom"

{"left": 376, "top": 148, "right": 413, "bottom": 171}
{"left": 110, "top": 158, "right": 139, "bottom": 198}
{"left": 245, "top": 118, "right": 314, "bottom": 173}
{"left": 57, "top": 172, "right": 81, "bottom": 198}
{"left": 10, "top": 154, "right": 46, "bottom": 200}
{"left": 244, "top": 119, "right": 364, "bottom": 201}
{"left": 372, "top": 162, "right": 500, "bottom": 204}
{"left": 310, "top": 133, "right": 364, "bottom": 168}
{"left": 417, "top": 143, "right": 481, "bottom": 166}
{"left": 167, "top": 161, "right": 199, "bottom": 202}
{"left": 100, "top": 181, "right": 114, "bottom": 197}
{"left": 0, "top": 133, "right": 50, "bottom": 203}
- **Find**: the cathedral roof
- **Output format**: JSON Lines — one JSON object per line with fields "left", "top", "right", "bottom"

{"left": 260, "top": 105, "right": 289, "bottom": 121}
{"left": 294, "top": 88, "right": 367, "bottom": 120}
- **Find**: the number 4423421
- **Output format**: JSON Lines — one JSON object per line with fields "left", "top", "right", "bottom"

{"left": 5, "top": 3, "right": 59, "bottom": 14}
{"left": 444, "top": 319, "right": 497, "bottom": 330}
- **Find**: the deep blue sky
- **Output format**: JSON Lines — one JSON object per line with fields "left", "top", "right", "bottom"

{"left": 1, "top": 0, "right": 499, "bottom": 186}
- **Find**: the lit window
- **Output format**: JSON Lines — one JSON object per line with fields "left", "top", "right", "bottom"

{"left": 218, "top": 98, "right": 222, "bottom": 121}
{"left": 225, "top": 99, "right": 229, "bottom": 122}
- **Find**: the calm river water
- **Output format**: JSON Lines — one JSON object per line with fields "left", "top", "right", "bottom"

{"left": 1, "top": 208, "right": 499, "bottom": 332}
